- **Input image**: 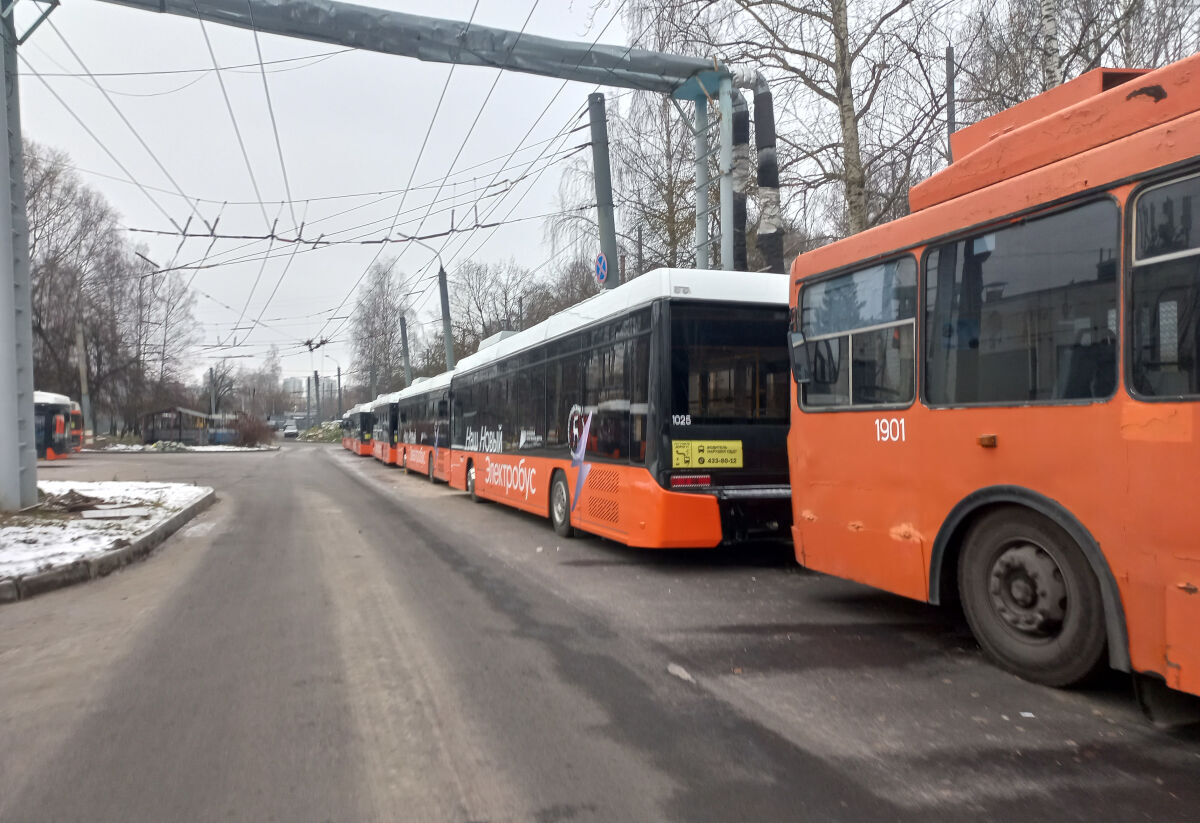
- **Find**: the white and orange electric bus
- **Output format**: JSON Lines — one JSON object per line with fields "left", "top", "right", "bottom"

{"left": 786, "top": 57, "right": 1200, "bottom": 701}
{"left": 396, "top": 370, "right": 454, "bottom": 481}
{"left": 340, "top": 411, "right": 353, "bottom": 450}
{"left": 33, "top": 391, "right": 72, "bottom": 461}
{"left": 445, "top": 267, "right": 793, "bottom": 548}
{"left": 370, "top": 392, "right": 400, "bottom": 464}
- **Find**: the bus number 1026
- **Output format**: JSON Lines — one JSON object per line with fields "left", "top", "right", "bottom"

{"left": 875, "top": 417, "right": 906, "bottom": 442}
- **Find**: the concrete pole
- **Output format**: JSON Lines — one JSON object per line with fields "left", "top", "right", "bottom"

{"left": 718, "top": 76, "right": 734, "bottom": 270}
{"left": 0, "top": 15, "right": 37, "bottom": 510}
{"left": 588, "top": 93, "right": 619, "bottom": 289}
{"left": 75, "top": 321, "right": 92, "bottom": 439}
{"left": 399, "top": 314, "right": 413, "bottom": 386}
{"left": 694, "top": 99, "right": 710, "bottom": 269}
{"left": 209, "top": 366, "right": 216, "bottom": 415}
{"left": 336, "top": 366, "right": 343, "bottom": 417}
{"left": 305, "top": 374, "right": 312, "bottom": 429}
{"left": 437, "top": 265, "right": 455, "bottom": 370}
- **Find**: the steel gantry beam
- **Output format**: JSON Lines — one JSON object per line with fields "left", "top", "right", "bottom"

{"left": 95, "top": 0, "right": 784, "bottom": 275}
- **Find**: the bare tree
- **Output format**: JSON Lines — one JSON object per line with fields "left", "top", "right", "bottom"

{"left": 349, "top": 259, "right": 416, "bottom": 396}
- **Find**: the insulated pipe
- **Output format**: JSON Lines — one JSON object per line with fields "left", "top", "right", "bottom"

{"left": 99, "top": 0, "right": 723, "bottom": 95}
{"left": 734, "top": 70, "right": 785, "bottom": 274}
{"left": 731, "top": 91, "right": 750, "bottom": 272}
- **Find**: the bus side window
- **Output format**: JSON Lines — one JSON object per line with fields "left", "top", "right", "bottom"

{"left": 1130, "top": 174, "right": 1200, "bottom": 398}
{"left": 798, "top": 257, "right": 916, "bottom": 409}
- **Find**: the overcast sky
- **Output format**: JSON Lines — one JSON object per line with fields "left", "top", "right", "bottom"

{"left": 19, "top": 0, "right": 629, "bottom": 385}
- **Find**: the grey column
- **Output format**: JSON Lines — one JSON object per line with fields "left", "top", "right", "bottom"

{"left": 588, "top": 93, "right": 619, "bottom": 289}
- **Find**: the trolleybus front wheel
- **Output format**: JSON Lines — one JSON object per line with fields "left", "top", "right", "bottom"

{"left": 550, "top": 472, "right": 574, "bottom": 539}
{"left": 467, "top": 462, "right": 482, "bottom": 503}
{"left": 959, "top": 508, "right": 1106, "bottom": 688}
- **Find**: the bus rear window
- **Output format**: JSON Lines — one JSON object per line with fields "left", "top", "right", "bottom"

{"left": 670, "top": 304, "right": 790, "bottom": 424}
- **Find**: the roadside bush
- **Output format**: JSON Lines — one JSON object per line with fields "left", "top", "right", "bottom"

{"left": 235, "top": 416, "right": 275, "bottom": 447}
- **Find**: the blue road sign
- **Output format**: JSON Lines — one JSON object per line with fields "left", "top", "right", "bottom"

{"left": 595, "top": 252, "right": 608, "bottom": 284}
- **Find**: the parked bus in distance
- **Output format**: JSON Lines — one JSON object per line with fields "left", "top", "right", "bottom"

{"left": 371, "top": 392, "right": 400, "bottom": 465}
{"left": 447, "top": 267, "right": 792, "bottom": 548}
{"left": 69, "top": 401, "right": 83, "bottom": 452}
{"left": 346, "top": 404, "right": 375, "bottom": 456}
{"left": 33, "top": 391, "right": 72, "bottom": 461}
{"left": 397, "top": 371, "right": 453, "bottom": 481}
{"left": 340, "top": 411, "right": 352, "bottom": 450}
{"left": 785, "top": 57, "right": 1200, "bottom": 701}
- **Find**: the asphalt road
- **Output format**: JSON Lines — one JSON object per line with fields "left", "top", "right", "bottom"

{"left": 1, "top": 443, "right": 1198, "bottom": 822}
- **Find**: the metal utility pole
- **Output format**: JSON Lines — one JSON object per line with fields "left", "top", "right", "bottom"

{"left": 336, "top": 366, "right": 343, "bottom": 417}
{"left": 588, "top": 93, "right": 619, "bottom": 290}
{"left": 437, "top": 264, "right": 455, "bottom": 370}
{"left": 306, "top": 375, "right": 312, "bottom": 429}
{"left": 718, "top": 76, "right": 734, "bottom": 270}
{"left": 399, "top": 315, "right": 413, "bottom": 386}
{"left": 0, "top": 11, "right": 37, "bottom": 511}
{"left": 209, "top": 367, "right": 216, "bottom": 415}
{"left": 693, "top": 99, "right": 711, "bottom": 269}
{"left": 313, "top": 369, "right": 321, "bottom": 423}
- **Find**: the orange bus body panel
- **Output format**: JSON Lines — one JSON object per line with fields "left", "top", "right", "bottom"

{"left": 402, "top": 443, "right": 452, "bottom": 482}
{"left": 354, "top": 440, "right": 372, "bottom": 457}
{"left": 448, "top": 450, "right": 723, "bottom": 549}
{"left": 789, "top": 56, "right": 1200, "bottom": 695}
{"left": 914, "top": 57, "right": 1198, "bottom": 212}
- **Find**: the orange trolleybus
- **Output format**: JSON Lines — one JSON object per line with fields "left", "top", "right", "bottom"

{"left": 446, "top": 267, "right": 793, "bottom": 548}
{"left": 346, "top": 403, "right": 375, "bottom": 456}
{"left": 340, "top": 411, "right": 352, "bottom": 451}
{"left": 397, "top": 370, "right": 454, "bottom": 481}
{"left": 785, "top": 57, "right": 1200, "bottom": 700}
{"left": 370, "top": 392, "right": 401, "bottom": 464}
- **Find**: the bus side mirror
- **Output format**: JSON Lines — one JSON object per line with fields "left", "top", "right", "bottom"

{"left": 788, "top": 331, "right": 814, "bottom": 384}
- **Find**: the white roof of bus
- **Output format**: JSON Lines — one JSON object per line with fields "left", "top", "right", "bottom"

{"left": 369, "top": 392, "right": 400, "bottom": 410}
{"left": 34, "top": 390, "right": 71, "bottom": 405}
{"left": 397, "top": 369, "right": 453, "bottom": 400}
{"left": 453, "top": 267, "right": 787, "bottom": 377}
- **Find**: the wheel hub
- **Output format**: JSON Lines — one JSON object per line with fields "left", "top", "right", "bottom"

{"left": 988, "top": 543, "right": 1067, "bottom": 637}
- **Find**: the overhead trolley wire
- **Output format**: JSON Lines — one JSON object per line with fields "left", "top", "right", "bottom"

{"left": 309, "top": 0, "right": 483, "bottom": 345}
{"left": 16, "top": 52, "right": 184, "bottom": 232}
{"left": 190, "top": 0, "right": 272, "bottom": 232}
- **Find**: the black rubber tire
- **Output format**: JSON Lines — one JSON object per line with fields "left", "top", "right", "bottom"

{"left": 550, "top": 471, "right": 574, "bottom": 538}
{"left": 958, "top": 508, "right": 1107, "bottom": 688}
{"left": 467, "top": 461, "right": 482, "bottom": 503}
{"left": 428, "top": 460, "right": 436, "bottom": 484}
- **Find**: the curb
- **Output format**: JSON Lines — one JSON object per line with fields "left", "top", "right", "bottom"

{"left": 0, "top": 488, "right": 217, "bottom": 604}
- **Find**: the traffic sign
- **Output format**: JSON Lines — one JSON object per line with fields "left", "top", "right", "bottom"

{"left": 595, "top": 252, "right": 608, "bottom": 284}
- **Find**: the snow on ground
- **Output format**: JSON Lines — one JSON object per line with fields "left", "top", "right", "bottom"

{"left": 94, "top": 442, "right": 277, "bottom": 453}
{"left": 0, "top": 481, "right": 211, "bottom": 580}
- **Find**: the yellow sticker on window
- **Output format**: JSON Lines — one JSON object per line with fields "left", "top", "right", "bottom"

{"left": 671, "top": 440, "right": 744, "bottom": 469}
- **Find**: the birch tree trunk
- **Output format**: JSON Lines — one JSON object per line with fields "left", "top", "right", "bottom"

{"left": 1040, "top": 0, "right": 1063, "bottom": 89}
{"left": 832, "top": 0, "right": 870, "bottom": 234}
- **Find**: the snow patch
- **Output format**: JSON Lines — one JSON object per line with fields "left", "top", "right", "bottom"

{"left": 0, "top": 480, "right": 211, "bottom": 580}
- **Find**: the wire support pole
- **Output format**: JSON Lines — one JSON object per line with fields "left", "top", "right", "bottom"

{"left": 588, "top": 92, "right": 618, "bottom": 290}
{"left": 693, "top": 98, "right": 710, "bottom": 270}
{"left": 0, "top": 12, "right": 37, "bottom": 510}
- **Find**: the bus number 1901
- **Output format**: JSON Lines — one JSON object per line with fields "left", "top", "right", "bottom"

{"left": 875, "top": 418, "right": 906, "bottom": 442}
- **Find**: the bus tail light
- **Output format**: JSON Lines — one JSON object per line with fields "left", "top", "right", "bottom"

{"left": 671, "top": 474, "right": 712, "bottom": 488}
